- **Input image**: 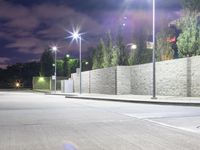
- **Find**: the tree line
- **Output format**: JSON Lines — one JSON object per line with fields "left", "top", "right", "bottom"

{"left": 40, "top": 47, "right": 91, "bottom": 77}
{"left": 0, "top": 62, "right": 40, "bottom": 88}
{"left": 0, "top": 48, "right": 91, "bottom": 88}
{"left": 91, "top": 29, "right": 152, "bottom": 70}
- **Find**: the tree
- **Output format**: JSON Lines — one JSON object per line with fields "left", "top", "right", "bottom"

{"left": 40, "top": 48, "right": 54, "bottom": 77}
{"left": 116, "top": 31, "right": 128, "bottom": 65}
{"left": 128, "top": 49, "right": 136, "bottom": 65}
{"left": 181, "top": 0, "right": 200, "bottom": 13}
{"left": 56, "top": 60, "right": 64, "bottom": 76}
{"left": 102, "top": 32, "right": 113, "bottom": 68}
{"left": 156, "top": 27, "right": 177, "bottom": 61}
{"left": 68, "top": 59, "right": 79, "bottom": 74}
{"left": 176, "top": 14, "right": 200, "bottom": 57}
{"left": 21, "top": 62, "right": 40, "bottom": 87}
{"left": 92, "top": 40, "right": 104, "bottom": 69}
{"left": 111, "top": 46, "right": 120, "bottom": 66}
{"left": 0, "top": 62, "right": 40, "bottom": 88}
{"left": 129, "top": 25, "right": 150, "bottom": 65}
{"left": 63, "top": 55, "right": 70, "bottom": 77}
{"left": 84, "top": 47, "right": 94, "bottom": 71}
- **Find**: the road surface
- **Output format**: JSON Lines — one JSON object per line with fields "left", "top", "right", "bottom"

{"left": 0, "top": 91, "right": 200, "bottom": 150}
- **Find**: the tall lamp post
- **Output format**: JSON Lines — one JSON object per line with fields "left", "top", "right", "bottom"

{"left": 68, "top": 30, "right": 82, "bottom": 94}
{"left": 52, "top": 46, "right": 58, "bottom": 93}
{"left": 152, "top": 0, "right": 156, "bottom": 99}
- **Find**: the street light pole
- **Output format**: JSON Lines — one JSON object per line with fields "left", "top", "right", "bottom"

{"left": 54, "top": 49, "right": 57, "bottom": 93}
{"left": 79, "top": 36, "right": 82, "bottom": 94}
{"left": 152, "top": 0, "right": 156, "bottom": 99}
{"left": 67, "top": 29, "right": 83, "bottom": 94}
{"left": 52, "top": 46, "right": 58, "bottom": 94}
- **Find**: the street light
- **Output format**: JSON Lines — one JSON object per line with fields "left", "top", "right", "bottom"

{"left": 15, "top": 81, "right": 20, "bottom": 88}
{"left": 152, "top": 0, "right": 157, "bottom": 99}
{"left": 66, "top": 54, "right": 70, "bottom": 58}
{"left": 51, "top": 46, "right": 58, "bottom": 93}
{"left": 68, "top": 29, "right": 82, "bottom": 94}
{"left": 126, "top": 43, "right": 137, "bottom": 50}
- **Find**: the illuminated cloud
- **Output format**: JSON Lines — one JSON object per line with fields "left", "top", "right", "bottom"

{"left": 0, "top": 0, "right": 103, "bottom": 57}
{"left": 0, "top": 0, "right": 181, "bottom": 66}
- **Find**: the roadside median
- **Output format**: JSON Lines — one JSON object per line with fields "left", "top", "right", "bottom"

{"left": 64, "top": 93, "right": 200, "bottom": 107}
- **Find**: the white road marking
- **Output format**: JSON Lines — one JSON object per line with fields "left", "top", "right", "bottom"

{"left": 144, "top": 119, "right": 200, "bottom": 134}
{"left": 124, "top": 113, "right": 200, "bottom": 134}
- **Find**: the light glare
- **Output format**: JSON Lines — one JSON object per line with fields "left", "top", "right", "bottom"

{"left": 131, "top": 44, "right": 137, "bottom": 50}
{"left": 38, "top": 77, "right": 45, "bottom": 82}
{"left": 66, "top": 26, "right": 85, "bottom": 44}
{"left": 15, "top": 82, "right": 20, "bottom": 88}
{"left": 52, "top": 46, "right": 58, "bottom": 51}
{"left": 72, "top": 32, "right": 80, "bottom": 39}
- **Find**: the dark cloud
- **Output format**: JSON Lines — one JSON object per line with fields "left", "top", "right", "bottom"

{"left": 0, "top": 57, "right": 11, "bottom": 69}
{"left": 0, "top": 0, "right": 104, "bottom": 61}
{"left": 0, "top": 0, "right": 182, "bottom": 68}
{"left": 6, "top": 0, "right": 182, "bottom": 11}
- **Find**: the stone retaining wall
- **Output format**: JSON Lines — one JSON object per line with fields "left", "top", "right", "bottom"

{"left": 71, "top": 56, "right": 200, "bottom": 97}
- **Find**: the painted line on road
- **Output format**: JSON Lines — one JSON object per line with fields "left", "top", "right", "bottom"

{"left": 124, "top": 113, "right": 167, "bottom": 119}
{"left": 144, "top": 119, "right": 200, "bottom": 134}
{"left": 124, "top": 113, "right": 200, "bottom": 134}
{"left": 124, "top": 113, "right": 200, "bottom": 119}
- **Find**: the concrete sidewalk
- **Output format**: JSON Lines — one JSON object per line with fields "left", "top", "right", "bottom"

{"left": 50, "top": 92, "right": 200, "bottom": 106}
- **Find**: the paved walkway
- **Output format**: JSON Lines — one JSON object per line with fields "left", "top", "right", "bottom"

{"left": 51, "top": 92, "right": 200, "bottom": 106}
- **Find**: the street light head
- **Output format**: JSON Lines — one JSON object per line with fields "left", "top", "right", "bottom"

{"left": 15, "top": 82, "right": 20, "bottom": 88}
{"left": 66, "top": 54, "right": 70, "bottom": 58}
{"left": 72, "top": 31, "right": 80, "bottom": 40}
{"left": 131, "top": 44, "right": 137, "bottom": 50}
{"left": 127, "top": 43, "right": 137, "bottom": 50}
{"left": 66, "top": 26, "right": 85, "bottom": 44}
{"left": 52, "top": 46, "right": 58, "bottom": 52}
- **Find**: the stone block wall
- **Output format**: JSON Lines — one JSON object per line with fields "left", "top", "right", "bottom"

{"left": 156, "top": 58, "right": 188, "bottom": 96}
{"left": 191, "top": 56, "right": 200, "bottom": 97}
{"left": 71, "top": 56, "right": 200, "bottom": 97}
{"left": 130, "top": 64, "right": 153, "bottom": 95}
{"left": 71, "top": 67, "right": 116, "bottom": 94}
{"left": 71, "top": 71, "right": 90, "bottom": 93}
{"left": 116, "top": 66, "right": 131, "bottom": 95}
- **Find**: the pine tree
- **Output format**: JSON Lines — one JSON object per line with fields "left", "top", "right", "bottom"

{"left": 177, "top": 14, "right": 200, "bottom": 57}
{"left": 92, "top": 41, "right": 104, "bottom": 69}
{"left": 111, "top": 46, "right": 120, "bottom": 66}
{"left": 116, "top": 31, "right": 128, "bottom": 65}
{"left": 102, "top": 32, "right": 113, "bottom": 68}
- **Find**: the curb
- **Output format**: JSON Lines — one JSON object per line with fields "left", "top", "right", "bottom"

{"left": 65, "top": 96, "right": 200, "bottom": 107}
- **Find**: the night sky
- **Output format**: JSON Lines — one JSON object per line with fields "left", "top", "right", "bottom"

{"left": 0, "top": 0, "right": 182, "bottom": 69}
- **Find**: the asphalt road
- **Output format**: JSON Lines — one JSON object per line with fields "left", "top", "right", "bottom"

{"left": 0, "top": 91, "right": 200, "bottom": 150}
